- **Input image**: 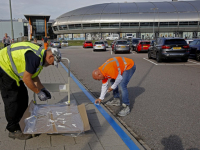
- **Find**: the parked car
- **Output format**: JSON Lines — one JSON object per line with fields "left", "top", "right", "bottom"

{"left": 125, "top": 33, "right": 133, "bottom": 39}
{"left": 61, "top": 41, "right": 68, "bottom": 47}
{"left": 106, "top": 34, "right": 119, "bottom": 40}
{"left": 83, "top": 41, "right": 93, "bottom": 48}
{"left": 113, "top": 40, "right": 130, "bottom": 54}
{"left": 50, "top": 40, "right": 54, "bottom": 47}
{"left": 93, "top": 41, "right": 106, "bottom": 51}
{"left": 189, "top": 39, "right": 200, "bottom": 61}
{"left": 148, "top": 37, "right": 190, "bottom": 62}
{"left": 136, "top": 40, "right": 150, "bottom": 53}
{"left": 131, "top": 38, "right": 141, "bottom": 51}
{"left": 51, "top": 41, "right": 61, "bottom": 48}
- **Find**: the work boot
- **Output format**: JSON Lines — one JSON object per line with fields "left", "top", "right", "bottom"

{"left": 118, "top": 103, "right": 130, "bottom": 117}
{"left": 9, "top": 130, "right": 32, "bottom": 140}
{"left": 106, "top": 98, "right": 120, "bottom": 106}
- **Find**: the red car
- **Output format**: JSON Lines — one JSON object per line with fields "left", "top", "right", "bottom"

{"left": 136, "top": 40, "right": 151, "bottom": 53}
{"left": 83, "top": 41, "right": 93, "bottom": 48}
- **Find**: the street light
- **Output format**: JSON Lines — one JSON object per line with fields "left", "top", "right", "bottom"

{"left": 9, "top": 0, "right": 14, "bottom": 42}
{"left": 150, "top": 8, "right": 158, "bottom": 40}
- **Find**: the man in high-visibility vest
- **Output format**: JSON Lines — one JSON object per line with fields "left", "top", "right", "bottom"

{"left": 0, "top": 42, "right": 61, "bottom": 140}
{"left": 92, "top": 57, "right": 136, "bottom": 116}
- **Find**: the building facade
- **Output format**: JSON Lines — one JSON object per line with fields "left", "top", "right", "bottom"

{"left": 52, "top": 1, "right": 200, "bottom": 40}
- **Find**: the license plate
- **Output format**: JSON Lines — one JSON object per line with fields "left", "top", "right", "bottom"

{"left": 98, "top": 46, "right": 101, "bottom": 47}
{"left": 173, "top": 47, "right": 181, "bottom": 50}
{"left": 64, "top": 44, "right": 66, "bottom": 46}
{"left": 143, "top": 46, "right": 148, "bottom": 47}
{"left": 55, "top": 44, "right": 58, "bottom": 46}
{"left": 121, "top": 46, "right": 125, "bottom": 48}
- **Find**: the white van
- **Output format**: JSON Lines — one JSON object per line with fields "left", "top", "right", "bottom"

{"left": 106, "top": 34, "right": 119, "bottom": 40}
{"left": 125, "top": 33, "right": 133, "bottom": 39}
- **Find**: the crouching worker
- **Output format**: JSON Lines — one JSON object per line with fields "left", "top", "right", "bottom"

{"left": 0, "top": 42, "right": 61, "bottom": 140}
{"left": 92, "top": 57, "right": 136, "bottom": 116}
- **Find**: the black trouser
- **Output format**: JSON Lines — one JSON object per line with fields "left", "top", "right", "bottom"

{"left": 4, "top": 43, "right": 10, "bottom": 47}
{"left": 0, "top": 67, "right": 28, "bottom": 132}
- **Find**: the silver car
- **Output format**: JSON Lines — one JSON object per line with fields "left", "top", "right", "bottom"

{"left": 51, "top": 41, "right": 61, "bottom": 48}
{"left": 61, "top": 41, "right": 68, "bottom": 47}
{"left": 113, "top": 40, "right": 130, "bottom": 54}
{"left": 93, "top": 41, "right": 106, "bottom": 51}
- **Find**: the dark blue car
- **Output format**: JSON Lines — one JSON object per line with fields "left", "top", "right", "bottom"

{"left": 189, "top": 39, "right": 200, "bottom": 61}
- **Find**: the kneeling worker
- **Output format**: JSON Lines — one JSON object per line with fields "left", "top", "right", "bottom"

{"left": 92, "top": 57, "right": 136, "bottom": 116}
{"left": 0, "top": 42, "right": 61, "bottom": 140}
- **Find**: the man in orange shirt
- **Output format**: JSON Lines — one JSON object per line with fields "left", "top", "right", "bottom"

{"left": 92, "top": 57, "right": 136, "bottom": 116}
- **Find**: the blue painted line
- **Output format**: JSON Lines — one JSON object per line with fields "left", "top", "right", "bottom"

{"left": 60, "top": 62, "right": 140, "bottom": 150}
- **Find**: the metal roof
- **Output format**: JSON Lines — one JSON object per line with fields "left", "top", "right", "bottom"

{"left": 54, "top": 1, "right": 200, "bottom": 26}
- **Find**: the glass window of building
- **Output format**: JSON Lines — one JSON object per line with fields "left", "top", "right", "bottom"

{"left": 169, "top": 22, "right": 178, "bottom": 27}
{"left": 140, "top": 22, "right": 150, "bottom": 27}
{"left": 91, "top": 23, "right": 99, "bottom": 28}
{"left": 101, "top": 23, "right": 110, "bottom": 28}
{"left": 179, "top": 22, "right": 188, "bottom": 26}
{"left": 53, "top": 26, "right": 58, "bottom": 31}
{"left": 130, "top": 22, "right": 139, "bottom": 28}
{"left": 121, "top": 23, "right": 129, "bottom": 28}
{"left": 74, "top": 24, "right": 82, "bottom": 29}
{"left": 110, "top": 23, "right": 119, "bottom": 28}
{"left": 68, "top": 24, "right": 75, "bottom": 29}
{"left": 189, "top": 21, "right": 198, "bottom": 26}
{"left": 83, "top": 24, "right": 91, "bottom": 29}
{"left": 159, "top": 22, "right": 169, "bottom": 27}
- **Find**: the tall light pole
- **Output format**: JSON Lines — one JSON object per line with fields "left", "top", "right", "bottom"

{"left": 9, "top": 0, "right": 14, "bottom": 42}
{"left": 151, "top": 8, "right": 158, "bottom": 40}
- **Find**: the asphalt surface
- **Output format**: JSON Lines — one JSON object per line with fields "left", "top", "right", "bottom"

{"left": 60, "top": 46, "right": 200, "bottom": 150}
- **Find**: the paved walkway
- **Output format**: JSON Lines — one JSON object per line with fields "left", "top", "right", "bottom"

{"left": 0, "top": 63, "right": 144, "bottom": 150}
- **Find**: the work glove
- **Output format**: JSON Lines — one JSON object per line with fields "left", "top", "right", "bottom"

{"left": 37, "top": 91, "right": 48, "bottom": 101}
{"left": 41, "top": 88, "right": 51, "bottom": 99}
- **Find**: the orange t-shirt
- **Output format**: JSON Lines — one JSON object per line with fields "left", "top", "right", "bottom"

{"left": 99, "top": 57, "right": 134, "bottom": 84}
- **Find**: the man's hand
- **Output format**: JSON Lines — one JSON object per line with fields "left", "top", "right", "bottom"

{"left": 95, "top": 99, "right": 102, "bottom": 104}
{"left": 37, "top": 90, "right": 48, "bottom": 101}
{"left": 41, "top": 88, "right": 51, "bottom": 99}
{"left": 107, "top": 87, "right": 113, "bottom": 92}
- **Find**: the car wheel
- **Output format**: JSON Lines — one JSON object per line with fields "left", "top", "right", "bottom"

{"left": 93, "top": 49, "right": 95, "bottom": 51}
{"left": 114, "top": 50, "right": 117, "bottom": 54}
{"left": 196, "top": 52, "right": 200, "bottom": 61}
{"left": 181, "top": 58, "right": 188, "bottom": 62}
{"left": 148, "top": 51, "right": 152, "bottom": 59}
{"left": 156, "top": 52, "right": 162, "bottom": 62}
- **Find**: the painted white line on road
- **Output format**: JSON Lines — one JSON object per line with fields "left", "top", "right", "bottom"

{"left": 188, "top": 60, "right": 200, "bottom": 64}
{"left": 143, "top": 58, "right": 158, "bottom": 65}
{"left": 143, "top": 58, "right": 200, "bottom": 66}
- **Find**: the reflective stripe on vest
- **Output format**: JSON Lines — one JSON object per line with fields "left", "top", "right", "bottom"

{"left": 102, "top": 57, "right": 128, "bottom": 75}
{"left": 7, "top": 45, "right": 43, "bottom": 79}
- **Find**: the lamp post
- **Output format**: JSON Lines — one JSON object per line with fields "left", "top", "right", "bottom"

{"left": 9, "top": 0, "right": 14, "bottom": 42}
{"left": 151, "top": 8, "right": 158, "bottom": 40}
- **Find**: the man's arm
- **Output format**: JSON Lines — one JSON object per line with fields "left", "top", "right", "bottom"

{"left": 32, "top": 76, "right": 44, "bottom": 90}
{"left": 22, "top": 71, "right": 41, "bottom": 93}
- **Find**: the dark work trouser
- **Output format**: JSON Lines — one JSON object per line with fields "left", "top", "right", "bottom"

{"left": 0, "top": 68, "right": 28, "bottom": 132}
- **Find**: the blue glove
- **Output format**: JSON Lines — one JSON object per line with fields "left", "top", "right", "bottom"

{"left": 37, "top": 91, "right": 48, "bottom": 101}
{"left": 41, "top": 88, "right": 51, "bottom": 99}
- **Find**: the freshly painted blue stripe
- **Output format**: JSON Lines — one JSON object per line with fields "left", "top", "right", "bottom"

{"left": 60, "top": 62, "right": 140, "bottom": 150}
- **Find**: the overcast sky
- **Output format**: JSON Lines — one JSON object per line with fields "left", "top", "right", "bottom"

{"left": 0, "top": 0, "right": 196, "bottom": 20}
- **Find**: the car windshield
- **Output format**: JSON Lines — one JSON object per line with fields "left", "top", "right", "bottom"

{"left": 54, "top": 42, "right": 60, "bottom": 43}
{"left": 132, "top": 39, "right": 140, "bottom": 44}
{"left": 164, "top": 39, "right": 187, "bottom": 45}
{"left": 86, "top": 42, "right": 92, "bottom": 43}
{"left": 62, "top": 41, "right": 68, "bottom": 43}
{"left": 95, "top": 42, "right": 104, "bottom": 44}
{"left": 117, "top": 41, "right": 127, "bottom": 44}
{"left": 140, "top": 42, "right": 150, "bottom": 45}
{"left": 104, "top": 41, "right": 108, "bottom": 43}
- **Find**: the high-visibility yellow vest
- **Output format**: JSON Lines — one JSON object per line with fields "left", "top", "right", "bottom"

{"left": 0, "top": 42, "right": 45, "bottom": 86}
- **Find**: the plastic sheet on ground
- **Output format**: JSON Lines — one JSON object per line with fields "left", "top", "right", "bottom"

{"left": 22, "top": 100, "right": 85, "bottom": 135}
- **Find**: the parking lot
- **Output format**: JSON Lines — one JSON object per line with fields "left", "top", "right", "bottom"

{"left": 60, "top": 46, "right": 200, "bottom": 150}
